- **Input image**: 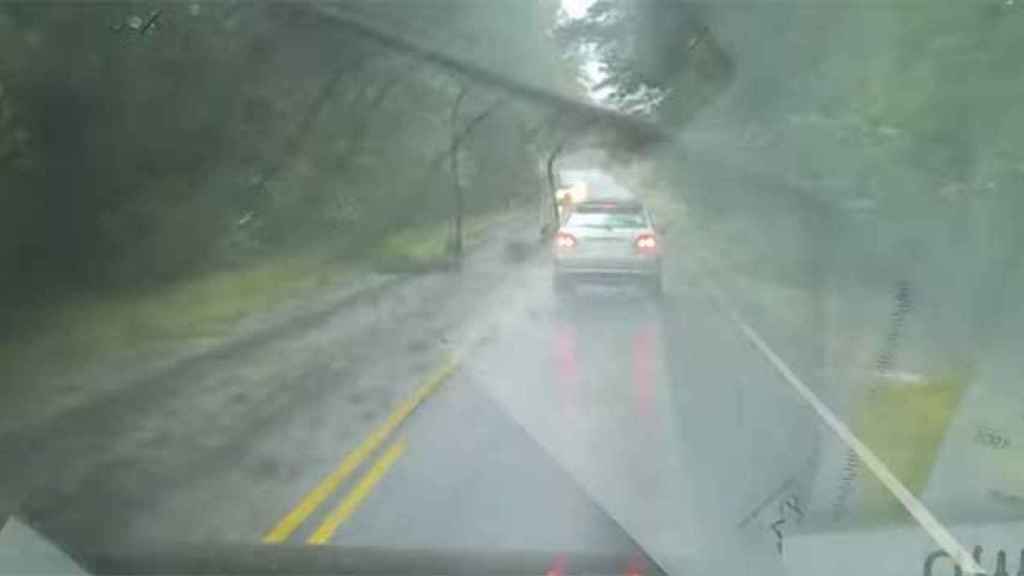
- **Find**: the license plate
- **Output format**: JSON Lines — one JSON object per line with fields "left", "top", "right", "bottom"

{"left": 579, "top": 238, "right": 630, "bottom": 257}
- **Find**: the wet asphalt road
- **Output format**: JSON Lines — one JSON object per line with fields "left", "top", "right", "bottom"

{"left": 2, "top": 215, "right": 819, "bottom": 575}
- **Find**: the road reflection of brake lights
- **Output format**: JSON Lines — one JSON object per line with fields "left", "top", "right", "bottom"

{"left": 626, "top": 555, "right": 649, "bottom": 576}
{"left": 554, "top": 323, "right": 580, "bottom": 416}
{"left": 548, "top": 553, "right": 647, "bottom": 576}
{"left": 632, "top": 324, "right": 656, "bottom": 418}
{"left": 546, "top": 554, "right": 567, "bottom": 576}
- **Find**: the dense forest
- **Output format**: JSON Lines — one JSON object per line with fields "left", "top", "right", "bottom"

{"left": 0, "top": 2, "right": 580, "bottom": 307}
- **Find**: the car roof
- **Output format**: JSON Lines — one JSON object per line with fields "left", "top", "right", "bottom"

{"left": 573, "top": 199, "right": 644, "bottom": 212}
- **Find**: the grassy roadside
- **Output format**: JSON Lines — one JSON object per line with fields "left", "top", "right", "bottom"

{"left": 370, "top": 209, "right": 513, "bottom": 273}
{"left": 1, "top": 209, "right": 519, "bottom": 381}
{"left": 1, "top": 248, "right": 357, "bottom": 376}
{"left": 852, "top": 375, "right": 968, "bottom": 521}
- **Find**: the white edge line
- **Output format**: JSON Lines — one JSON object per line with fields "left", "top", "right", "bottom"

{"left": 693, "top": 264, "right": 985, "bottom": 575}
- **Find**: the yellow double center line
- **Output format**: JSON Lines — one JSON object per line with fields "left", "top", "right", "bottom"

{"left": 308, "top": 437, "right": 406, "bottom": 544}
{"left": 262, "top": 355, "right": 459, "bottom": 545}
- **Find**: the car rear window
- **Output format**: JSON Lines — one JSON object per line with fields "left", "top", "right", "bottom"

{"left": 566, "top": 210, "right": 647, "bottom": 229}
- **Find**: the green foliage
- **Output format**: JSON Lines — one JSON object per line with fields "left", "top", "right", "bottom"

{"left": 555, "top": 0, "right": 732, "bottom": 121}
{"left": 697, "top": 2, "right": 1024, "bottom": 200}
{"left": 0, "top": 1, "right": 568, "bottom": 314}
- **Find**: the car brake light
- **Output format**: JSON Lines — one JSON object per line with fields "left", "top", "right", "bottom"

{"left": 555, "top": 233, "right": 577, "bottom": 249}
{"left": 635, "top": 234, "right": 657, "bottom": 252}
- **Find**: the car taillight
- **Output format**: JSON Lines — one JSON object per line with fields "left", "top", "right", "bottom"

{"left": 635, "top": 233, "right": 657, "bottom": 253}
{"left": 555, "top": 232, "right": 577, "bottom": 249}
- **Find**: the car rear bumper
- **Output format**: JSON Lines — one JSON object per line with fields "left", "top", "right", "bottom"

{"left": 554, "top": 258, "right": 661, "bottom": 282}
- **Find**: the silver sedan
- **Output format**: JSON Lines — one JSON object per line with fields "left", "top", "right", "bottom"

{"left": 552, "top": 200, "right": 663, "bottom": 297}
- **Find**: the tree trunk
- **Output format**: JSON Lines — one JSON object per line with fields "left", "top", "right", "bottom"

{"left": 545, "top": 140, "right": 565, "bottom": 232}
{"left": 450, "top": 85, "right": 469, "bottom": 257}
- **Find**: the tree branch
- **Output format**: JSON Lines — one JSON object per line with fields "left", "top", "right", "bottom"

{"left": 451, "top": 98, "right": 504, "bottom": 151}
{"left": 302, "top": 3, "right": 668, "bottom": 146}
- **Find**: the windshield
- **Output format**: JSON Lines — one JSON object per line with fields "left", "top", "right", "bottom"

{"left": 1, "top": 2, "right": 1021, "bottom": 575}
{"left": 567, "top": 210, "right": 647, "bottom": 229}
